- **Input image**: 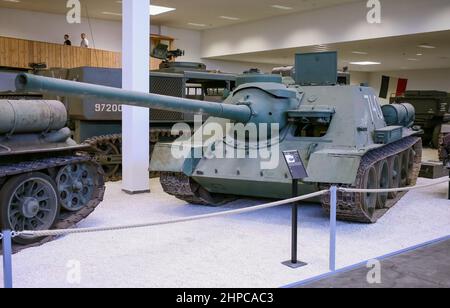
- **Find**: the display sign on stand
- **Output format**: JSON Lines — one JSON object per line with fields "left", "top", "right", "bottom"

{"left": 282, "top": 150, "right": 309, "bottom": 269}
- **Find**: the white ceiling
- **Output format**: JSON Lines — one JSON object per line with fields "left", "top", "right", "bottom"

{"left": 1, "top": 0, "right": 449, "bottom": 72}
{"left": 211, "top": 31, "right": 450, "bottom": 72}
{"left": 0, "top": 0, "right": 362, "bottom": 30}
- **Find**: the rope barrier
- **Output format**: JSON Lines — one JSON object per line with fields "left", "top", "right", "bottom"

{"left": 6, "top": 176, "right": 449, "bottom": 239}
{"left": 339, "top": 177, "right": 450, "bottom": 193}
{"left": 16, "top": 190, "right": 329, "bottom": 238}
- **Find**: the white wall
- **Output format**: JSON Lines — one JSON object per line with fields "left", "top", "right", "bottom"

{"left": 350, "top": 71, "right": 371, "bottom": 86}
{"left": 0, "top": 8, "right": 123, "bottom": 51}
{"left": 201, "top": 0, "right": 450, "bottom": 58}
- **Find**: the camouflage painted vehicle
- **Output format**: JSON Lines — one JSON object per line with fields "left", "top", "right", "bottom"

{"left": 15, "top": 52, "right": 423, "bottom": 223}
{"left": 0, "top": 99, "right": 105, "bottom": 246}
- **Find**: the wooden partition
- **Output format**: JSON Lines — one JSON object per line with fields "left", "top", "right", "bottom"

{"left": 0, "top": 35, "right": 174, "bottom": 70}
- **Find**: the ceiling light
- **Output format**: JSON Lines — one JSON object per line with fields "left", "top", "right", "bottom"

{"left": 418, "top": 44, "right": 436, "bottom": 49}
{"left": 149, "top": 5, "right": 175, "bottom": 16}
{"left": 115, "top": 2, "right": 175, "bottom": 16}
{"left": 2, "top": 0, "right": 21, "bottom": 2}
{"left": 220, "top": 16, "right": 240, "bottom": 21}
{"left": 407, "top": 58, "right": 419, "bottom": 61}
{"left": 416, "top": 53, "right": 423, "bottom": 56}
{"left": 350, "top": 61, "right": 381, "bottom": 66}
{"left": 102, "top": 11, "right": 122, "bottom": 16}
{"left": 187, "top": 23, "right": 207, "bottom": 27}
{"left": 271, "top": 5, "right": 293, "bottom": 10}
{"left": 352, "top": 51, "right": 368, "bottom": 55}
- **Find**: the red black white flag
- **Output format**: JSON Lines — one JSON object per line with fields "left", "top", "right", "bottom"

{"left": 379, "top": 75, "right": 408, "bottom": 99}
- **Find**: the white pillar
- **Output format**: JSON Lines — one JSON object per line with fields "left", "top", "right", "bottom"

{"left": 122, "top": 0, "right": 150, "bottom": 194}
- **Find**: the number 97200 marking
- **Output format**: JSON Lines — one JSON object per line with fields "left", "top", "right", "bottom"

{"left": 94, "top": 104, "right": 123, "bottom": 113}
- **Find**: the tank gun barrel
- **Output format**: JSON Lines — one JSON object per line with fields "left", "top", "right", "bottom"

{"left": 15, "top": 73, "right": 252, "bottom": 123}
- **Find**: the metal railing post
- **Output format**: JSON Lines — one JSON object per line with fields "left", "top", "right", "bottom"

{"left": 329, "top": 186, "right": 337, "bottom": 272}
{"left": 2, "top": 230, "right": 13, "bottom": 288}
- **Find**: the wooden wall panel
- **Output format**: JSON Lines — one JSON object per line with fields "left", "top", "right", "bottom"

{"left": 0, "top": 35, "right": 172, "bottom": 70}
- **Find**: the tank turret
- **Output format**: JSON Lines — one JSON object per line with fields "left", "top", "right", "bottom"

{"left": 15, "top": 52, "right": 423, "bottom": 223}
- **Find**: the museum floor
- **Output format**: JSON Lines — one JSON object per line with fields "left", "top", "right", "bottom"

{"left": 298, "top": 238, "right": 450, "bottom": 288}
{"left": 1, "top": 176, "right": 449, "bottom": 288}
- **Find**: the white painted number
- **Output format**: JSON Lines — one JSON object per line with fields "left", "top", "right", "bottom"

{"left": 94, "top": 104, "right": 123, "bottom": 113}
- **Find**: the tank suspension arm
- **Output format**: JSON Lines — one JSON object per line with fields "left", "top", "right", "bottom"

{"left": 15, "top": 73, "right": 253, "bottom": 123}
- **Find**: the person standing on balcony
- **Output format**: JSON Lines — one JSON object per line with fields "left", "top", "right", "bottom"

{"left": 80, "top": 33, "right": 89, "bottom": 48}
{"left": 64, "top": 34, "right": 72, "bottom": 46}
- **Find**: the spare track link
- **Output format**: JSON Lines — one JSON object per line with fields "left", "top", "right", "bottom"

{"left": 321, "top": 137, "right": 422, "bottom": 223}
{"left": 0, "top": 155, "right": 105, "bottom": 254}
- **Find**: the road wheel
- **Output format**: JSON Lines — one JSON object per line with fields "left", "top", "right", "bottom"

{"left": 400, "top": 151, "right": 409, "bottom": 187}
{"left": 0, "top": 173, "right": 59, "bottom": 245}
{"left": 361, "top": 166, "right": 378, "bottom": 220}
{"left": 376, "top": 160, "right": 389, "bottom": 209}
{"left": 388, "top": 155, "right": 401, "bottom": 199}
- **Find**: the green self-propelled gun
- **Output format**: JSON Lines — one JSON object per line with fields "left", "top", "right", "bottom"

{"left": 15, "top": 53, "right": 422, "bottom": 223}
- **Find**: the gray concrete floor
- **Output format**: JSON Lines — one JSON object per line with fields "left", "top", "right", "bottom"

{"left": 300, "top": 239, "right": 450, "bottom": 288}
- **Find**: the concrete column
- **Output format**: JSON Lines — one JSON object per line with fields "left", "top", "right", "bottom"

{"left": 122, "top": 0, "right": 150, "bottom": 194}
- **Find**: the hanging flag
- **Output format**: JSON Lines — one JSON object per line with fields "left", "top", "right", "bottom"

{"left": 379, "top": 76, "right": 408, "bottom": 98}
{"left": 396, "top": 78, "right": 408, "bottom": 97}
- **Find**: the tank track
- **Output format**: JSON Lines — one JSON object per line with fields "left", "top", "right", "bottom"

{"left": 86, "top": 134, "right": 123, "bottom": 182}
{"left": 161, "top": 138, "right": 422, "bottom": 223}
{"left": 86, "top": 128, "right": 189, "bottom": 182}
{"left": 160, "top": 172, "right": 234, "bottom": 205}
{"left": 320, "top": 137, "right": 422, "bottom": 223}
{"left": 0, "top": 155, "right": 105, "bottom": 254}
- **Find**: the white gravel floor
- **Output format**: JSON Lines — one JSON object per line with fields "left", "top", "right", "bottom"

{"left": 1, "top": 177, "right": 449, "bottom": 288}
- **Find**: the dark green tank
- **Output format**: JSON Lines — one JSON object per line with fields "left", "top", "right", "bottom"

{"left": 391, "top": 90, "right": 450, "bottom": 148}
{"left": 0, "top": 99, "right": 105, "bottom": 247}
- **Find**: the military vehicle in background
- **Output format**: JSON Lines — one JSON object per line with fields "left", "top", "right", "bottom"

{"left": 0, "top": 99, "right": 105, "bottom": 246}
{"left": 0, "top": 46, "right": 237, "bottom": 181}
{"left": 440, "top": 128, "right": 450, "bottom": 168}
{"left": 391, "top": 90, "right": 450, "bottom": 148}
{"left": 17, "top": 51, "right": 423, "bottom": 223}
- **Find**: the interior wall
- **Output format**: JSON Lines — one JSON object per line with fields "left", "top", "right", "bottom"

{"left": 0, "top": 7, "right": 272, "bottom": 74}
{"left": 0, "top": 8, "right": 125, "bottom": 51}
{"left": 349, "top": 71, "right": 370, "bottom": 86}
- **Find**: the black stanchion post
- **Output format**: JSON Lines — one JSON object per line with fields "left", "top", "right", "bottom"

{"left": 282, "top": 151, "right": 308, "bottom": 269}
